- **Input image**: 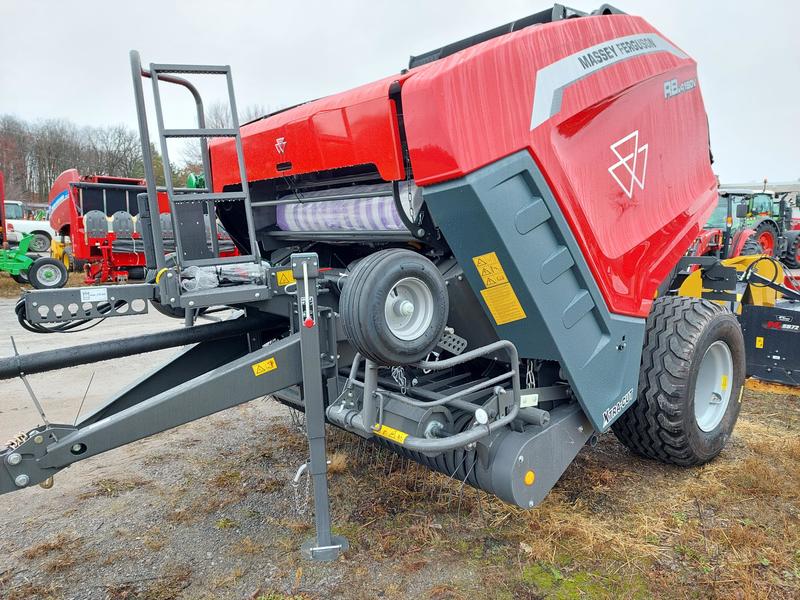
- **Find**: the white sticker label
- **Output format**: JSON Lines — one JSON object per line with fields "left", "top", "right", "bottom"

{"left": 80, "top": 288, "right": 108, "bottom": 303}
{"left": 520, "top": 393, "right": 539, "bottom": 408}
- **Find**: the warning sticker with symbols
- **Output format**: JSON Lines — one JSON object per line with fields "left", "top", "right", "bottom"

{"left": 276, "top": 270, "right": 295, "bottom": 286}
{"left": 472, "top": 252, "right": 508, "bottom": 288}
{"left": 374, "top": 424, "right": 409, "bottom": 444}
{"left": 481, "top": 283, "right": 527, "bottom": 325}
{"left": 755, "top": 336, "right": 764, "bottom": 349}
{"left": 251, "top": 357, "right": 277, "bottom": 377}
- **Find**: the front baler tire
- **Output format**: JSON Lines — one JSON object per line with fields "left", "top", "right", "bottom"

{"left": 612, "top": 296, "right": 744, "bottom": 467}
{"left": 340, "top": 249, "right": 448, "bottom": 365}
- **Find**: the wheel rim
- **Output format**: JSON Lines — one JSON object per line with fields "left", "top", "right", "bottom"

{"left": 694, "top": 340, "right": 734, "bottom": 432}
{"left": 384, "top": 277, "right": 434, "bottom": 341}
{"left": 31, "top": 236, "right": 49, "bottom": 252}
{"left": 36, "top": 265, "right": 61, "bottom": 287}
{"left": 757, "top": 231, "right": 774, "bottom": 254}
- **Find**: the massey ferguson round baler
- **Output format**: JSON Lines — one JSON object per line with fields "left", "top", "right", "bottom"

{"left": 0, "top": 4, "right": 744, "bottom": 561}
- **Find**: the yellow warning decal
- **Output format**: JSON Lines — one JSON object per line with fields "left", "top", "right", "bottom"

{"left": 472, "top": 252, "right": 508, "bottom": 288}
{"left": 251, "top": 357, "right": 277, "bottom": 377}
{"left": 721, "top": 375, "right": 729, "bottom": 391}
{"left": 481, "top": 283, "right": 527, "bottom": 325}
{"left": 374, "top": 424, "right": 409, "bottom": 445}
{"left": 276, "top": 269, "right": 295, "bottom": 286}
{"left": 755, "top": 336, "right": 764, "bottom": 349}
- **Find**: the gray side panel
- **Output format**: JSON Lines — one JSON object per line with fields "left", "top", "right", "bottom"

{"left": 423, "top": 151, "right": 644, "bottom": 432}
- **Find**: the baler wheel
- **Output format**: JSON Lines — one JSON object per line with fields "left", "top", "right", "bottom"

{"left": 341, "top": 249, "right": 448, "bottom": 365}
{"left": 612, "top": 296, "right": 744, "bottom": 466}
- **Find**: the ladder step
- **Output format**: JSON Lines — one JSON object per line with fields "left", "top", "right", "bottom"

{"left": 173, "top": 192, "right": 246, "bottom": 204}
{"left": 151, "top": 63, "right": 229, "bottom": 75}
{"left": 163, "top": 128, "right": 238, "bottom": 138}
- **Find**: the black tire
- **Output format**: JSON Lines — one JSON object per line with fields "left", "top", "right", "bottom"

{"left": 340, "top": 249, "right": 448, "bottom": 365}
{"left": 10, "top": 272, "right": 28, "bottom": 284}
{"left": 28, "top": 257, "right": 69, "bottom": 289}
{"left": 29, "top": 232, "right": 52, "bottom": 253}
{"left": 739, "top": 235, "right": 764, "bottom": 256}
{"left": 61, "top": 247, "right": 74, "bottom": 272}
{"left": 612, "top": 296, "right": 745, "bottom": 466}
{"left": 783, "top": 230, "right": 800, "bottom": 268}
{"left": 752, "top": 221, "right": 779, "bottom": 256}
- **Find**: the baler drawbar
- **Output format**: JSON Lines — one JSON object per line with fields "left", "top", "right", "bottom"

{"left": 1, "top": 4, "right": 745, "bottom": 562}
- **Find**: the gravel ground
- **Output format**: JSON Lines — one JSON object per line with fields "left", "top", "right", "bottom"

{"left": 0, "top": 298, "right": 797, "bottom": 599}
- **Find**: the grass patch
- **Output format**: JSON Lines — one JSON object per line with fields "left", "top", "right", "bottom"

{"left": 79, "top": 477, "right": 147, "bottom": 500}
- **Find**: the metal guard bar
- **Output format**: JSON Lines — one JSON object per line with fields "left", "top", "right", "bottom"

{"left": 331, "top": 341, "right": 521, "bottom": 453}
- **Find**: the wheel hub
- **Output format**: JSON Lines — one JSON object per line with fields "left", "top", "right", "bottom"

{"left": 384, "top": 277, "right": 434, "bottom": 341}
{"left": 694, "top": 340, "right": 733, "bottom": 432}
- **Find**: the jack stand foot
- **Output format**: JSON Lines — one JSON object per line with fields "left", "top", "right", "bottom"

{"left": 300, "top": 535, "right": 349, "bottom": 561}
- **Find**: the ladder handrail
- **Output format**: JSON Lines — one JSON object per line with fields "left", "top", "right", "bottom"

{"left": 129, "top": 50, "right": 262, "bottom": 268}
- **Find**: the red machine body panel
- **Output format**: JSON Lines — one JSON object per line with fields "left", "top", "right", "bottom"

{"left": 210, "top": 74, "right": 410, "bottom": 189}
{"left": 209, "top": 13, "right": 716, "bottom": 318}
{"left": 49, "top": 170, "right": 171, "bottom": 282}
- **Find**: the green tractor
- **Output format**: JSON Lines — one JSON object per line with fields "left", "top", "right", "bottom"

{"left": 0, "top": 233, "right": 69, "bottom": 289}
{"left": 0, "top": 171, "right": 68, "bottom": 289}
{"left": 696, "top": 189, "right": 800, "bottom": 266}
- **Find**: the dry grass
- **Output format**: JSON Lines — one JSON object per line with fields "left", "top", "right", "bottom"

{"left": 21, "top": 533, "right": 80, "bottom": 560}
{"left": 294, "top": 385, "right": 800, "bottom": 599}
{"left": 78, "top": 476, "right": 148, "bottom": 499}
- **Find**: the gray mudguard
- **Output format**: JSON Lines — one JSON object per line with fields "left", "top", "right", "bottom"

{"left": 422, "top": 150, "right": 645, "bottom": 432}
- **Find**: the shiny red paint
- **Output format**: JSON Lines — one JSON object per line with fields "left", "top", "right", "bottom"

{"left": 210, "top": 74, "right": 411, "bottom": 189}
{"left": 693, "top": 229, "right": 723, "bottom": 257}
{"left": 209, "top": 12, "right": 716, "bottom": 318}
{"left": 730, "top": 229, "right": 756, "bottom": 257}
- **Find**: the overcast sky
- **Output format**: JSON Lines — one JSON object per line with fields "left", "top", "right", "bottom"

{"left": 1, "top": 0, "right": 797, "bottom": 183}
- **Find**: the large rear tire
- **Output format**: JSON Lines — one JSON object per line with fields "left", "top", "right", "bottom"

{"left": 739, "top": 235, "right": 764, "bottom": 256}
{"left": 783, "top": 230, "right": 800, "bottom": 268}
{"left": 612, "top": 296, "right": 745, "bottom": 466}
{"left": 752, "top": 221, "right": 779, "bottom": 256}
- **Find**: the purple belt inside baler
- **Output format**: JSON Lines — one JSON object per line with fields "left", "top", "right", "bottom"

{"left": 275, "top": 182, "right": 419, "bottom": 232}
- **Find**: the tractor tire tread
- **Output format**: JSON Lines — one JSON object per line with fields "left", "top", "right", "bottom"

{"left": 612, "top": 296, "right": 731, "bottom": 467}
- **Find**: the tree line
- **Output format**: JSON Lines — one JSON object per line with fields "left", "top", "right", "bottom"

{"left": 0, "top": 102, "right": 267, "bottom": 203}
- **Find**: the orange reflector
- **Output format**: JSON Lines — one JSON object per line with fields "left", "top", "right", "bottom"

{"left": 726, "top": 216, "right": 733, "bottom": 227}
{"left": 524, "top": 470, "right": 535, "bottom": 486}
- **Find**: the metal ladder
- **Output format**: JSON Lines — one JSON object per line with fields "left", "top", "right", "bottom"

{"left": 130, "top": 51, "right": 261, "bottom": 270}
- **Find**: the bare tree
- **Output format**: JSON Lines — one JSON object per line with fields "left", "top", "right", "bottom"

{"left": 181, "top": 101, "right": 270, "bottom": 169}
{"left": 0, "top": 114, "right": 181, "bottom": 202}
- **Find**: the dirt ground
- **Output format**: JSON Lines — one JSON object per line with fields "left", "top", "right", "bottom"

{"left": 0, "top": 298, "right": 798, "bottom": 599}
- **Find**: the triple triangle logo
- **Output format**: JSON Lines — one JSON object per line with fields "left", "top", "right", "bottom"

{"left": 608, "top": 130, "right": 648, "bottom": 199}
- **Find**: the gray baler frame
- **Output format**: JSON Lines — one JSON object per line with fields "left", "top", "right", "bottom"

{"left": 1, "top": 251, "right": 572, "bottom": 560}
{"left": 0, "top": 51, "right": 627, "bottom": 562}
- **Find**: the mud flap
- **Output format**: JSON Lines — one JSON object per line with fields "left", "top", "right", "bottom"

{"left": 423, "top": 150, "right": 645, "bottom": 432}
